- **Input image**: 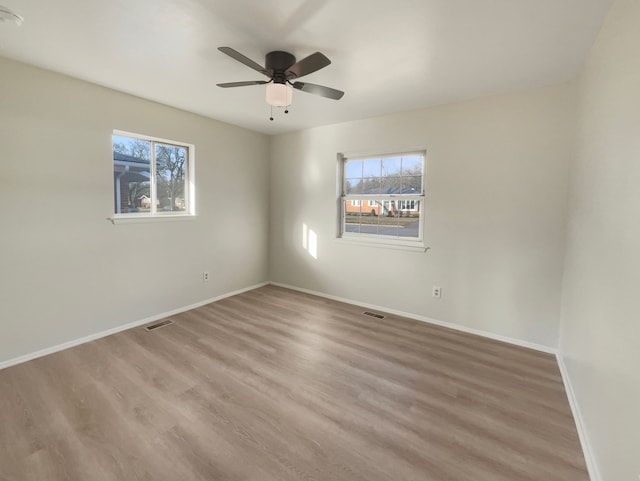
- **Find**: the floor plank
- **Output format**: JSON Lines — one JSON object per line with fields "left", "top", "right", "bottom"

{"left": 0, "top": 285, "right": 588, "bottom": 481}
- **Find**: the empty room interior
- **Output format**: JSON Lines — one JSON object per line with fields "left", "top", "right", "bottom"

{"left": 0, "top": 0, "right": 638, "bottom": 480}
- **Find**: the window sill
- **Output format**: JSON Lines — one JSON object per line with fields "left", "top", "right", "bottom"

{"left": 108, "top": 214, "right": 197, "bottom": 225}
{"left": 336, "top": 236, "right": 429, "bottom": 252}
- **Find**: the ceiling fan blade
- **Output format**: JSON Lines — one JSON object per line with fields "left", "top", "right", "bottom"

{"left": 217, "top": 80, "right": 270, "bottom": 88}
{"left": 285, "top": 52, "right": 331, "bottom": 79}
{"left": 218, "top": 47, "right": 271, "bottom": 77}
{"left": 292, "top": 81, "right": 344, "bottom": 100}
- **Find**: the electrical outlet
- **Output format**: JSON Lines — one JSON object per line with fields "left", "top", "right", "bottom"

{"left": 202, "top": 271, "right": 210, "bottom": 282}
{"left": 432, "top": 286, "right": 442, "bottom": 298}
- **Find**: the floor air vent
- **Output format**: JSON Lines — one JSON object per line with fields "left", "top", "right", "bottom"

{"left": 363, "top": 311, "right": 385, "bottom": 319}
{"left": 144, "top": 319, "right": 174, "bottom": 331}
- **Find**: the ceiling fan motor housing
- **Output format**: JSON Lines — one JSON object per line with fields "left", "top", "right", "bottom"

{"left": 216, "top": 46, "right": 344, "bottom": 100}
{"left": 266, "top": 51, "right": 296, "bottom": 83}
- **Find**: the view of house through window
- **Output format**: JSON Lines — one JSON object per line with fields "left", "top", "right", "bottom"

{"left": 112, "top": 131, "right": 194, "bottom": 217}
{"left": 340, "top": 151, "right": 425, "bottom": 243}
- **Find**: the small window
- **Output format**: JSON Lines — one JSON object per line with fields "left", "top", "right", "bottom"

{"left": 338, "top": 151, "right": 425, "bottom": 248}
{"left": 112, "top": 130, "right": 194, "bottom": 218}
{"left": 396, "top": 200, "right": 418, "bottom": 211}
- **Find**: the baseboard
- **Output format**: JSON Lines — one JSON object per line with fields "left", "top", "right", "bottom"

{"left": 4, "top": 278, "right": 596, "bottom": 480}
{"left": 269, "top": 281, "right": 557, "bottom": 354}
{"left": 556, "top": 353, "right": 602, "bottom": 481}
{"left": 2, "top": 279, "right": 556, "bottom": 369}
{"left": 0, "top": 282, "right": 269, "bottom": 370}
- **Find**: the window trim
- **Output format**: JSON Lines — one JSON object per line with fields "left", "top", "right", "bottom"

{"left": 109, "top": 129, "right": 195, "bottom": 223}
{"left": 337, "top": 150, "right": 427, "bottom": 250}
{"left": 395, "top": 199, "right": 419, "bottom": 211}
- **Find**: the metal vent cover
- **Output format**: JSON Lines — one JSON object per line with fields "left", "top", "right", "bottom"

{"left": 363, "top": 311, "right": 385, "bottom": 319}
{"left": 144, "top": 319, "right": 174, "bottom": 331}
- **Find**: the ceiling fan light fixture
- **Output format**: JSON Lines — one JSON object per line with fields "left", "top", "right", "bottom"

{"left": 266, "top": 83, "right": 292, "bottom": 107}
{"left": 0, "top": 5, "right": 23, "bottom": 26}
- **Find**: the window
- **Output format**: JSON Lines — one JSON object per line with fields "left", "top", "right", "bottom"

{"left": 112, "top": 130, "right": 194, "bottom": 220}
{"left": 338, "top": 151, "right": 425, "bottom": 248}
{"left": 396, "top": 200, "right": 418, "bottom": 211}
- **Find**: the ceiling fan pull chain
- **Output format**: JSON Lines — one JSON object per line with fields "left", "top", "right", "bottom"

{"left": 216, "top": 47, "right": 345, "bottom": 110}
{"left": 269, "top": 104, "right": 274, "bottom": 121}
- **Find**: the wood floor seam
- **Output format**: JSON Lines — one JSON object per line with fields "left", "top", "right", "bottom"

{"left": 0, "top": 285, "right": 588, "bottom": 481}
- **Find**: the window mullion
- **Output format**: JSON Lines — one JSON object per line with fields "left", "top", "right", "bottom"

{"left": 184, "top": 150, "right": 190, "bottom": 214}
{"left": 339, "top": 150, "right": 425, "bottom": 245}
{"left": 112, "top": 130, "right": 194, "bottom": 219}
{"left": 345, "top": 194, "right": 424, "bottom": 201}
{"left": 150, "top": 141, "right": 157, "bottom": 215}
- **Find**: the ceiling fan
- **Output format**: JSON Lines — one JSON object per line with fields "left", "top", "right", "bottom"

{"left": 216, "top": 47, "right": 344, "bottom": 114}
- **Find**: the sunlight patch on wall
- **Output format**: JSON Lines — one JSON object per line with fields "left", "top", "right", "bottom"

{"left": 302, "top": 223, "right": 308, "bottom": 250}
{"left": 302, "top": 223, "right": 318, "bottom": 259}
{"left": 308, "top": 230, "right": 318, "bottom": 259}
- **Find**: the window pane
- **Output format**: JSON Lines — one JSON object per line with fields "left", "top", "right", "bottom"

{"left": 113, "top": 135, "right": 151, "bottom": 161}
{"left": 396, "top": 200, "right": 418, "bottom": 211}
{"left": 384, "top": 219, "right": 400, "bottom": 236}
{"left": 113, "top": 136, "right": 151, "bottom": 214}
{"left": 155, "top": 143, "right": 187, "bottom": 212}
{"left": 402, "top": 175, "right": 422, "bottom": 193}
{"left": 345, "top": 178, "right": 363, "bottom": 194}
{"left": 380, "top": 175, "right": 403, "bottom": 194}
{"left": 344, "top": 199, "right": 362, "bottom": 233}
{"left": 345, "top": 209, "right": 402, "bottom": 237}
{"left": 344, "top": 198, "right": 420, "bottom": 238}
{"left": 390, "top": 209, "right": 418, "bottom": 237}
{"left": 401, "top": 155, "right": 423, "bottom": 175}
{"left": 341, "top": 152, "right": 424, "bottom": 244}
{"left": 382, "top": 157, "right": 402, "bottom": 176}
{"left": 361, "top": 177, "right": 382, "bottom": 194}
{"left": 344, "top": 159, "right": 363, "bottom": 179}
{"left": 362, "top": 158, "right": 381, "bottom": 177}
{"left": 345, "top": 200, "right": 377, "bottom": 235}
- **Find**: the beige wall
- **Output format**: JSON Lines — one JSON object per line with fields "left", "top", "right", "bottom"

{"left": 3, "top": 7, "right": 638, "bottom": 475}
{"left": 0, "top": 57, "right": 270, "bottom": 364}
{"left": 269, "top": 83, "right": 575, "bottom": 348}
{"left": 560, "top": 0, "right": 640, "bottom": 479}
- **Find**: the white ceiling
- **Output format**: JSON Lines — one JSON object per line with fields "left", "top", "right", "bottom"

{"left": 0, "top": 0, "right": 612, "bottom": 135}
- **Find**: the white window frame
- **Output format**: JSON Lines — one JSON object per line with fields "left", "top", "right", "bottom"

{"left": 396, "top": 199, "right": 419, "bottom": 211}
{"left": 110, "top": 130, "right": 195, "bottom": 224}
{"left": 337, "top": 150, "right": 427, "bottom": 251}
{"left": 351, "top": 200, "right": 362, "bottom": 207}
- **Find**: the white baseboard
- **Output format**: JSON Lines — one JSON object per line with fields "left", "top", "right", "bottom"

{"left": 269, "top": 283, "right": 602, "bottom": 477}
{"left": 556, "top": 353, "right": 602, "bottom": 481}
{"left": 3, "top": 278, "right": 597, "bottom": 481}
{"left": 0, "top": 282, "right": 269, "bottom": 370}
{"left": 1, "top": 279, "right": 556, "bottom": 369}
{"left": 269, "top": 281, "right": 557, "bottom": 354}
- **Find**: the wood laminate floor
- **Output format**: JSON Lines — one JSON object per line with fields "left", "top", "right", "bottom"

{"left": 0, "top": 285, "right": 588, "bottom": 481}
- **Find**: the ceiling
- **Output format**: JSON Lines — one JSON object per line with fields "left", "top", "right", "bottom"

{"left": 0, "top": 0, "right": 612, "bottom": 135}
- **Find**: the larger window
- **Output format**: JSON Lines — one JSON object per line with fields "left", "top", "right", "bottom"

{"left": 339, "top": 151, "right": 425, "bottom": 247}
{"left": 112, "top": 130, "right": 194, "bottom": 219}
